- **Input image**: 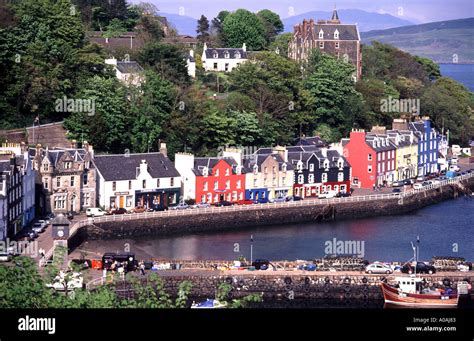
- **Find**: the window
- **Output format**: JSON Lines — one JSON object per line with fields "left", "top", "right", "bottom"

{"left": 382, "top": 163, "right": 385, "bottom": 172}
{"left": 213, "top": 62, "right": 218, "bottom": 70}
{"left": 319, "top": 41, "right": 324, "bottom": 49}
{"left": 224, "top": 50, "right": 229, "bottom": 59}
{"left": 323, "top": 160, "right": 329, "bottom": 169}
{"left": 70, "top": 176, "right": 75, "bottom": 187}
{"left": 253, "top": 165, "right": 258, "bottom": 174}
{"left": 64, "top": 162, "right": 71, "bottom": 169}
{"left": 338, "top": 172, "right": 344, "bottom": 182}
{"left": 212, "top": 51, "right": 218, "bottom": 59}
{"left": 142, "top": 180, "right": 146, "bottom": 189}
{"left": 264, "top": 167, "right": 268, "bottom": 174}
{"left": 322, "top": 173, "right": 328, "bottom": 182}
{"left": 253, "top": 178, "right": 258, "bottom": 187}
{"left": 225, "top": 168, "right": 230, "bottom": 176}
{"left": 282, "top": 163, "right": 287, "bottom": 172}
{"left": 215, "top": 169, "right": 219, "bottom": 177}
{"left": 335, "top": 42, "right": 339, "bottom": 49}
{"left": 44, "top": 179, "right": 48, "bottom": 189}
{"left": 308, "top": 174, "right": 314, "bottom": 183}
{"left": 297, "top": 161, "right": 303, "bottom": 171}
{"left": 203, "top": 181, "right": 208, "bottom": 191}
{"left": 298, "top": 175, "right": 304, "bottom": 184}
{"left": 214, "top": 181, "right": 218, "bottom": 190}
{"left": 82, "top": 193, "right": 90, "bottom": 206}
{"left": 156, "top": 179, "right": 159, "bottom": 188}
{"left": 170, "top": 178, "right": 174, "bottom": 186}
{"left": 368, "top": 165, "right": 372, "bottom": 173}
{"left": 83, "top": 173, "right": 88, "bottom": 185}
{"left": 207, "top": 193, "right": 212, "bottom": 203}
{"left": 202, "top": 167, "right": 208, "bottom": 176}
{"left": 368, "top": 154, "right": 372, "bottom": 161}
{"left": 126, "top": 196, "right": 133, "bottom": 207}
{"left": 235, "top": 51, "right": 241, "bottom": 59}
{"left": 334, "top": 29, "right": 339, "bottom": 39}
{"left": 225, "top": 63, "right": 229, "bottom": 72}
{"left": 54, "top": 195, "right": 66, "bottom": 209}
{"left": 309, "top": 164, "right": 314, "bottom": 172}
{"left": 56, "top": 177, "right": 61, "bottom": 188}
{"left": 318, "top": 29, "right": 324, "bottom": 39}
{"left": 236, "top": 180, "right": 241, "bottom": 189}
{"left": 382, "top": 152, "right": 385, "bottom": 161}
{"left": 112, "top": 182, "right": 116, "bottom": 191}
{"left": 42, "top": 163, "right": 49, "bottom": 172}
{"left": 226, "top": 180, "right": 230, "bottom": 189}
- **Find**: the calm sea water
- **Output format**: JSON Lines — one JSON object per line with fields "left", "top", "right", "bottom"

{"left": 74, "top": 197, "right": 474, "bottom": 262}
{"left": 439, "top": 63, "right": 474, "bottom": 91}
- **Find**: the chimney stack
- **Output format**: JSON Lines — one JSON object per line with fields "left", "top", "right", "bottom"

{"left": 160, "top": 143, "right": 167, "bottom": 157}
{"left": 70, "top": 139, "right": 77, "bottom": 149}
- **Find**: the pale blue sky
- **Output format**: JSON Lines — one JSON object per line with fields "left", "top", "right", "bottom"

{"left": 129, "top": 0, "right": 474, "bottom": 23}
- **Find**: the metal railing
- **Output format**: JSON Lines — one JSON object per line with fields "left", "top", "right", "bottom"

{"left": 76, "top": 172, "right": 474, "bottom": 224}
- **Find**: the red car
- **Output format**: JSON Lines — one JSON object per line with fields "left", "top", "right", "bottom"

{"left": 237, "top": 199, "right": 256, "bottom": 205}
{"left": 110, "top": 208, "right": 128, "bottom": 215}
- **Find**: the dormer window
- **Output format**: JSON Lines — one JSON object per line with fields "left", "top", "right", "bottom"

{"left": 338, "top": 159, "right": 344, "bottom": 169}
{"left": 202, "top": 167, "right": 209, "bottom": 176}
{"left": 224, "top": 50, "right": 230, "bottom": 59}
{"left": 318, "top": 29, "right": 324, "bottom": 39}
{"left": 253, "top": 164, "right": 258, "bottom": 175}
{"left": 334, "top": 29, "right": 339, "bottom": 39}
{"left": 42, "top": 163, "right": 49, "bottom": 172}
{"left": 212, "top": 51, "right": 218, "bottom": 59}
{"left": 235, "top": 51, "right": 241, "bottom": 59}
{"left": 297, "top": 161, "right": 303, "bottom": 171}
{"left": 323, "top": 160, "right": 329, "bottom": 169}
{"left": 236, "top": 166, "right": 242, "bottom": 175}
{"left": 282, "top": 163, "right": 287, "bottom": 173}
{"left": 64, "top": 162, "right": 72, "bottom": 169}
{"left": 215, "top": 169, "right": 219, "bottom": 177}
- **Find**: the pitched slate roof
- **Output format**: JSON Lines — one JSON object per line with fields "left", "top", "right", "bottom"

{"left": 193, "top": 157, "right": 239, "bottom": 176}
{"left": 287, "top": 148, "right": 349, "bottom": 169}
{"left": 94, "top": 153, "right": 179, "bottom": 181}
{"left": 295, "top": 136, "right": 327, "bottom": 147}
{"left": 205, "top": 48, "right": 247, "bottom": 59}
{"left": 366, "top": 134, "right": 397, "bottom": 152}
{"left": 116, "top": 61, "right": 144, "bottom": 74}
{"left": 242, "top": 153, "right": 294, "bottom": 173}
{"left": 314, "top": 24, "right": 359, "bottom": 40}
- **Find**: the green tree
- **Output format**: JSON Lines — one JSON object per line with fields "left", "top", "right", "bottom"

{"left": 210, "top": 10, "right": 229, "bottom": 46}
{"left": 257, "top": 9, "right": 284, "bottom": 44}
{"left": 268, "top": 33, "right": 293, "bottom": 57}
{"left": 222, "top": 9, "right": 267, "bottom": 50}
{"left": 196, "top": 15, "right": 210, "bottom": 44}
{"left": 103, "top": 18, "right": 127, "bottom": 38}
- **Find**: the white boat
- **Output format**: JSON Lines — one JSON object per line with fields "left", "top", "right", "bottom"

{"left": 191, "top": 299, "right": 227, "bottom": 309}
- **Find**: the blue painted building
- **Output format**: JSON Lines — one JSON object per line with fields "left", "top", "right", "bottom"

{"left": 409, "top": 117, "right": 439, "bottom": 176}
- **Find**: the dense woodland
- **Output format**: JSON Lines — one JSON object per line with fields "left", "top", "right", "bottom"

{"left": 0, "top": 0, "right": 472, "bottom": 158}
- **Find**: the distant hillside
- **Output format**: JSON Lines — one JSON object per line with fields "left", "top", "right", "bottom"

{"left": 361, "top": 18, "right": 474, "bottom": 63}
{"left": 283, "top": 9, "right": 415, "bottom": 33}
{"left": 161, "top": 12, "right": 198, "bottom": 36}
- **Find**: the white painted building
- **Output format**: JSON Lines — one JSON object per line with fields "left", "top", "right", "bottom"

{"left": 201, "top": 43, "right": 248, "bottom": 73}
{"left": 94, "top": 147, "right": 181, "bottom": 211}
{"left": 105, "top": 58, "right": 144, "bottom": 86}
{"left": 174, "top": 153, "right": 196, "bottom": 202}
{"left": 186, "top": 50, "right": 196, "bottom": 78}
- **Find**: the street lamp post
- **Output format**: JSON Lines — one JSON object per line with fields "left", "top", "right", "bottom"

{"left": 250, "top": 234, "right": 253, "bottom": 266}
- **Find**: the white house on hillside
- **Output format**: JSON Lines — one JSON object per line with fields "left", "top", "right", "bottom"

{"left": 186, "top": 50, "right": 196, "bottom": 78}
{"left": 201, "top": 43, "right": 248, "bottom": 73}
{"left": 105, "top": 58, "right": 144, "bottom": 86}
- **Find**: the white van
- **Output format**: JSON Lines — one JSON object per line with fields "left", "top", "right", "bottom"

{"left": 318, "top": 190, "right": 338, "bottom": 199}
{"left": 86, "top": 207, "right": 106, "bottom": 217}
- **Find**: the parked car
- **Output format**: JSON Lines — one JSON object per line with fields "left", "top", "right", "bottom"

{"left": 318, "top": 190, "right": 338, "bottom": 199}
{"left": 416, "top": 176, "right": 425, "bottom": 182}
{"left": 335, "top": 192, "right": 351, "bottom": 198}
{"left": 237, "top": 199, "right": 256, "bottom": 205}
{"left": 392, "top": 188, "right": 401, "bottom": 193}
{"left": 86, "top": 207, "right": 107, "bottom": 217}
{"left": 169, "top": 203, "right": 190, "bottom": 210}
{"left": 401, "top": 262, "right": 436, "bottom": 274}
{"left": 37, "top": 220, "right": 47, "bottom": 227}
{"left": 110, "top": 208, "right": 128, "bottom": 215}
{"left": 365, "top": 262, "right": 393, "bottom": 274}
{"left": 403, "top": 179, "right": 414, "bottom": 185}
{"left": 270, "top": 196, "right": 287, "bottom": 203}
{"left": 32, "top": 222, "right": 46, "bottom": 234}
{"left": 292, "top": 196, "right": 304, "bottom": 201}
{"left": 392, "top": 181, "right": 403, "bottom": 187}
{"left": 0, "top": 252, "right": 12, "bottom": 262}
{"left": 449, "top": 165, "right": 460, "bottom": 172}
{"left": 132, "top": 206, "right": 146, "bottom": 213}
{"left": 252, "top": 259, "right": 270, "bottom": 270}
{"left": 192, "top": 202, "right": 211, "bottom": 209}
{"left": 214, "top": 200, "right": 233, "bottom": 207}
{"left": 413, "top": 183, "right": 423, "bottom": 190}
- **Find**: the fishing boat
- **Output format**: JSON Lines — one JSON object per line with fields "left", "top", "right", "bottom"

{"left": 381, "top": 237, "right": 459, "bottom": 308}
{"left": 381, "top": 277, "right": 459, "bottom": 308}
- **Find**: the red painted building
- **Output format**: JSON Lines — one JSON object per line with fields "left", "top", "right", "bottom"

{"left": 342, "top": 130, "right": 396, "bottom": 189}
{"left": 193, "top": 157, "right": 245, "bottom": 204}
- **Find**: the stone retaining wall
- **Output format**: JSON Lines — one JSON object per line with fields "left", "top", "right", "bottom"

{"left": 82, "top": 178, "right": 474, "bottom": 240}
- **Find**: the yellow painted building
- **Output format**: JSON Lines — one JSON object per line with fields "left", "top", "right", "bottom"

{"left": 388, "top": 130, "right": 418, "bottom": 181}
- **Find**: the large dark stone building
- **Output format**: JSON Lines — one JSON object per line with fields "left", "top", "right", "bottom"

{"left": 288, "top": 9, "right": 362, "bottom": 80}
